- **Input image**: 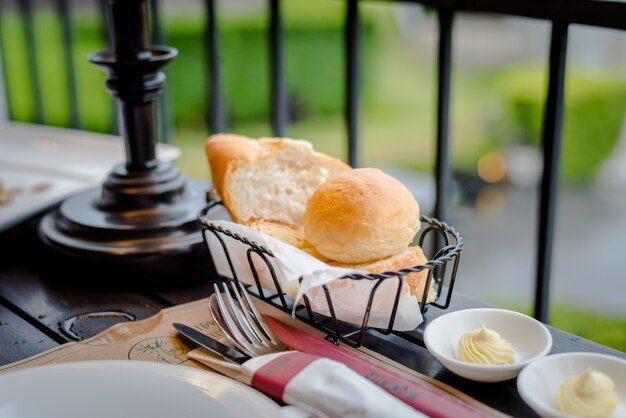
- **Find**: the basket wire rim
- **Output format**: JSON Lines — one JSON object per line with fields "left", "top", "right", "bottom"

{"left": 198, "top": 208, "right": 463, "bottom": 282}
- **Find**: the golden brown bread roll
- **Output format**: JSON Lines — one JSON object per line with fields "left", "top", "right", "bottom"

{"left": 303, "top": 168, "right": 420, "bottom": 264}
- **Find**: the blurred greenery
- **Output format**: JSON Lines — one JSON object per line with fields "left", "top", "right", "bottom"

{"left": 493, "top": 70, "right": 626, "bottom": 183}
{"left": 492, "top": 300, "right": 626, "bottom": 352}
{"left": 549, "top": 307, "right": 626, "bottom": 352}
{"left": 165, "top": 17, "right": 374, "bottom": 126}
{"left": 4, "top": 5, "right": 624, "bottom": 184}
{"left": 1, "top": 3, "right": 375, "bottom": 131}
{"left": 1, "top": 8, "right": 112, "bottom": 131}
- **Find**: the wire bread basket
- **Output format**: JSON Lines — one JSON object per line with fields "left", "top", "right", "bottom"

{"left": 199, "top": 201, "right": 463, "bottom": 347}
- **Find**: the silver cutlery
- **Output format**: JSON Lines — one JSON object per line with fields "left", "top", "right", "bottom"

{"left": 209, "top": 281, "right": 288, "bottom": 358}
{"left": 172, "top": 322, "right": 249, "bottom": 364}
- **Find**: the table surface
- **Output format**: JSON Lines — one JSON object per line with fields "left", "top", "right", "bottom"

{"left": 0, "top": 216, "right": 624, "bottom": 418}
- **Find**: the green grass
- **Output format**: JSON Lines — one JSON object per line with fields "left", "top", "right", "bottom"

{"left": 549, "top": 308, "right": 626, "bottom": 352}
{"left": 487, "top": 299, "right": 626, "bottom": 352}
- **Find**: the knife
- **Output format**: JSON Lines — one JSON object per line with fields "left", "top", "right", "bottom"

{"left": 173, "top": 322, "right": 249, "bottom": 364}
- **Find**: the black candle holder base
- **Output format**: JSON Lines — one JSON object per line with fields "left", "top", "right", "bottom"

{"left": 39, "top": 165, "right": 211, "bottom": 290}
{"left": 38, "top": 0, "right": 212, "bottom": 290}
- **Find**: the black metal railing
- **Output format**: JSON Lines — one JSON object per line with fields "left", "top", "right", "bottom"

{"left": 1, "top": 0, "right": 625, "bottom": 323}
{"left": 57, "top": 0, "right": 80, "bottom": 130}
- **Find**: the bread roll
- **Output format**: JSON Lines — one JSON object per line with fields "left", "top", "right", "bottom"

{"left": 245, "top": 218, "right": 330, "bottom": 262}
{"left": 303, "top": 168, "right": 420, "bottom": 264}
{"left": 205, "top": 134, "right": 350, "bottom": 225}
{"left": 331, "top": 246, "right": 437, "bottom": 303}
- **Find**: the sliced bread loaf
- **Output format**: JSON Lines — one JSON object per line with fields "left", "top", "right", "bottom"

{"left": 205, "top": 134, "right": 350, "bottom": 225}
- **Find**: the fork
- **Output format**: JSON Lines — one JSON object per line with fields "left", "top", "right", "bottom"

{"left": 209, "top": 281, "right": 288, "bottom": 358}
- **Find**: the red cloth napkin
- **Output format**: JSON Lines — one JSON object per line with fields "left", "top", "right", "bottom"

{"left": 264, "top": 316, "right": 498, "bottom": 418}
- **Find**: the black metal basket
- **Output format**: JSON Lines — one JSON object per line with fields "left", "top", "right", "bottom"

{"left": 198, "top": 201, "right": 463, "bottom": 347}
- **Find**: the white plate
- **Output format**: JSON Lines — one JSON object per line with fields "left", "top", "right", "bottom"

{"left": 0, "top": 360, "right": 282, "bottom": 418}
{"left": 0, "top": 122, "right": 179, "bottom": 233}
{"left": 517, "top": 352, "right": 626, "bottom": 418}
{"left": 423, "top": 308, "right": 552, "bottom": 382}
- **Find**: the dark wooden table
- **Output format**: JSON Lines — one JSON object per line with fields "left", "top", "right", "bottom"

{"left": 1, "top": 214, "right": 624, "bottom": 418}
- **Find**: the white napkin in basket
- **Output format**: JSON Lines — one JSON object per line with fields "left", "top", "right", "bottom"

{"left": 203, "top": 220, "right": 423, "bottom": 331}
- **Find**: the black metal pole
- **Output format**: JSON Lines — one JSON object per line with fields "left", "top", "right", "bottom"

{"left": 56, "top": 0, "right": 81, "bottom": 130}
{"left": 534, "top": 21, "right": 569, "bottom": 323}
{"left": 204, "top": 0, "right": 224, "bottom": 134}
{"left": 98, "top": 0, "right": 112, "bottom": 46}
{"left": 345, "top": 0, "right": 360, "bottom": 167}
{"left": 269, "top": 0, "right": 287, "bottom": 137}
{"left": 149, "top": 0, "right": 164, "bottom": 44}
{"left": 435, "top": 9, "right": 453, "bottom": 222}
{"left": 149, "top": 0, "right": 171, "bottom": 144}
{"left": 17, "top": 0, "right": 44, "bottom": 124}
{"left": 97, "top": 0, "right": 118, "bottom": 134}
{"left": 0, "top": 7, "right": 14, "bottom": 121}
{"left": 93, "top": 0, "right": 164, "bottom": 171}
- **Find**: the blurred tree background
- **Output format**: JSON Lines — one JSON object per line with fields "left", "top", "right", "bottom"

{"left": 1, "top": 0, "right": 625, "bottom": 350}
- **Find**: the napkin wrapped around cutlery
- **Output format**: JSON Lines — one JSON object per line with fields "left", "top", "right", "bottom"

{"left": 263, "top": 316, "right": 496, "bottom": 418}
{"left": 204, "top": 220, "right": 423, "bottom": 331}
{"left": 188, "top": 349, "right": 425, "bottom": 418}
